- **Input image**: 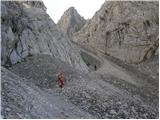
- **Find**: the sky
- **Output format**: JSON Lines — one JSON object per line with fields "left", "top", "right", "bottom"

{"left": 43, "top": 0, "right": 105, "bottom": 23}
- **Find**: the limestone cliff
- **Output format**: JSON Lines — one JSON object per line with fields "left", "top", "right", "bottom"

{"left": 73, "top": 1, "right": 159, "bottom": 63}
{"left": 57, "top": 7, "right": 86, "bottom": 39}
{"left": 1, "top": 1, "right": 88, "bottom": 72}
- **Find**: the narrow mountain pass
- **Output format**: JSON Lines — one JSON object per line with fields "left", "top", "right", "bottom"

{"left": 1, "top": 1, "right": 158, "bottom": 119}
{"left": 75, "top": 41, "right": 157, "bottom": 87}
{"left": 74, "top": 42, "right": 159, "bottom": 110}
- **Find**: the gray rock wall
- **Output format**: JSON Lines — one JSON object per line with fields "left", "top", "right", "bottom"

{"left": 57, "top": 7, "right": 86, "bottom": 40}
{"left": 73, "top": 1, "right": 159, "bottom": 63}
{"left": 1, "top": 1, "right": 88, "bottom": 72}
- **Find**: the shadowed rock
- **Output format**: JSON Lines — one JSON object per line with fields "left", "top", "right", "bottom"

{"left": 57, "top": 7, "right": 86, "bottom": 40}
{"left": 1, "top": 1, "right": 88, "bottom": 72}
{"left": 73, "top": 1, "right": 159, "bottom": 64}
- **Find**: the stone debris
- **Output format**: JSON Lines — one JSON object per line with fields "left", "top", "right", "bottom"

{"left": 1, "top": 1, "right": 159, "bottom": 119}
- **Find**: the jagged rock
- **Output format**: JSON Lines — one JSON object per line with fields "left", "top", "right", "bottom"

{"left": 1, "top": 1, "right": 88, "bottom": 72}
{"left": 73, "top": 1, "right": 159, "bottom": 63}
{"left": 57, "top": 7, "right": 86, "bottom": 39}
{"left": 155, "top": 47, "right": 159, "bottom": 55}
{"left": 5, "top": 107, "right": 11, "bottom": 112}
{"left": 110, "top": 109, "right": 117, "bottom": 115}
{"left": 1, "top": 1, "right": 159, "bottom": 119}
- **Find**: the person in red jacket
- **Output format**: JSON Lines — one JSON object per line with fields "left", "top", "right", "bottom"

{"left": 58, "top": 71, "right": 64, "bottom": 88}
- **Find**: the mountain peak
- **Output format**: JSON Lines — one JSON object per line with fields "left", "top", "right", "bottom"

{"left": 67, "top": 6, "right": 76, "bottom": 11}
{"left": 63, "top": 7, "right": 78, "bottom": 16}
{"left": 57, "top": 7, "right": 86, "bottom": 39}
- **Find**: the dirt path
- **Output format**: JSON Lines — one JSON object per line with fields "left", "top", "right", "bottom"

{"left": 76, "top": 43, "right": 159, "bottom": 111}
{"left": 79, "top": 43, "right": 155, "bottom": 87}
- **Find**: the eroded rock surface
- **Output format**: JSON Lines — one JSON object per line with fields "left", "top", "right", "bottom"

{"left": 73, "top": 1, "right": 159, "bottom": 63}
{"left": 1, "top": 1, "right": 88, "bottom": 72}
{"left": 57, "top": 7, "right": 86, "bottom": 39}
{"left": 1, "top": 1, "right": 159, "bottom": 119}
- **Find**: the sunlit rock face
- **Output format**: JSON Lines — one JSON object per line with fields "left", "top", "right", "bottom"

{"left": 1, "top": 1, "right": 88, "bottom": 72}
{"left": 73, "top": 1, "right": 159, "bottom": 63}
{"left": 57, "top": 7, "right": 86, "bottom": 40}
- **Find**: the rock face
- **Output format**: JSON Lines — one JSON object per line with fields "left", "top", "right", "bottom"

{"left": 1, "top": 1, "right": 88, "bottom": 72}
{"left": 73, "top": 1, "right": 159, "bottom": 63}
{"left": 57, "top": 7, "right": 86, "bottom": 39}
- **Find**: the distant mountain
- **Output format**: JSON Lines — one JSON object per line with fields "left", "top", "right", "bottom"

{"left": 57, "top": 7, "right": 86, "bottom": 39}
{"left": 73, "top": 1, "right": 159, "bottom": 63}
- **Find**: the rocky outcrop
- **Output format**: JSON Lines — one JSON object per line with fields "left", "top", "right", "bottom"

{"left": 1, "top": 1, "right": 88, "bottom": 72}
{"left": 73, "top": 1, "right": 159, "bottom": 64}
{"left": 57, "top": 7, "right": 86, "bottom": 39}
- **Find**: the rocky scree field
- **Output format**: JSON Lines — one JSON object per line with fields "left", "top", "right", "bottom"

{"left": 1, "top": 0, "right": 159, "bottom": 119}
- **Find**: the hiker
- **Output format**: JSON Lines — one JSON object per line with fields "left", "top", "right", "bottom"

{"left": 58, "top": 71, "right": 64, "bottom": 88}
{"left": 94, "top": 65, "right": 97, "bottom": 70}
